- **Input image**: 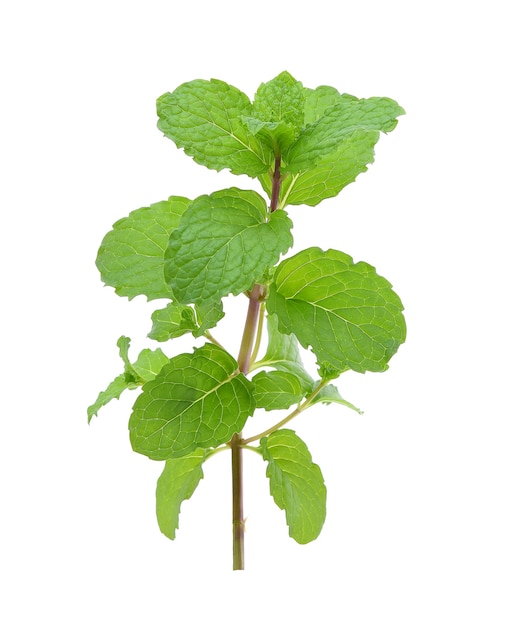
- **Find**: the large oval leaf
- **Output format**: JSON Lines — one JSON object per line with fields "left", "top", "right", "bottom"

{"left": 165, "top": 188, "right": 293, "bottom": 305}
{"left": 157, "top": 79, "right": 272, "bottom": 177}
{"left": 267, "top": 247, "right": 406, "bottom": 374}
{"left": 129, "top": 344, "right": 255, "bottom": 460}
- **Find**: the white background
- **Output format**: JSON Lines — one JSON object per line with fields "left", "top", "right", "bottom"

{"left": 1, "top": 0, "right": 512, "bottom": 624}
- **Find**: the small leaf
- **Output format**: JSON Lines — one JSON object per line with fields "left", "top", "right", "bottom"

{"left": 156, "top": 449, "right": 206, "bottom": 540}
{"left": 157, "top": 79, "right": 272, "bottom": 177}
{"left": 193, "top": 300, "right": 225, "bottom": 338}
{"left": 148, "top": 303, "right": 198, "bottom": 342}
{"left": 253, "top": 313, "right": 314, "bottom": 394}
{"left": 116, "top": 335, "right": 136, "bottom": 377}
{"left": 243, "top": 71, "right": 305, "bottom": 154}
{"left": 87, "top": 338, "right": 169, "bottom": 422}
{"left": 310, "top": 383, "right": 363, "bottom": 414}
{"left": 284, "top": 96, "right": 404, "bottom": 174}
{"left": 131, "top": 348, "right": 170, "bottom": 382}
{"left": 252, "top": 371, "right": 304, "bottom": 411}
{"left": 165, "top": 188, "right": 293, "bottom": 305}
{"left": 261, "top": 429, "right": 326, "bottom": 544}
{"left": 96, "top": 196, "right": 190, "bottom": 301}
{"left": 253, "top": 71, "right": 305, "bottom": 131}
{"left": 148, "top": 301, "right": 224, "bottom": 342}
{"left": 267, "top": 247, "right": 406, "bottom": 374}
{"left": 87, "top": 375, "right": 129, "bottom": 423}
{"left": 129, "top": 344, "right": 255, "bottom": 460}
{"left": 242, "top": 117, "right": 298, "bottom": 156}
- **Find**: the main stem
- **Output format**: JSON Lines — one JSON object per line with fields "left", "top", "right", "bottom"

{"left": 230, "top": 157, "right": 282, "bottom": 570}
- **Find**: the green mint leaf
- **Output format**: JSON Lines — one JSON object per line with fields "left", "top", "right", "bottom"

{"left": 148, "top": 301, "right": 225, "bottom": 342}
{"left": 157, "top": 79, "right": 272, "bottom": 177}
{"left": 310, "top": 383, "right": 363, "bottom": 414}
{"left": 284, "top": 96, "right": 404, "bottom": 174}
{"left": 131, "top": 347, "right": 170, "bottom": 382}
{"left": 87, "top": 375, "right": 129, "bottom": 423}
{"left": 253, "top": 313, "right": 314, "bottom": 394}
{"left": 148, "top": 303, "right": 198, "bottom": 342}
{"left": 303, "top": 87, "right": 357, "bottom": 126}
{"left": 253, "top": 71, "right": 305, "bottom": 131}
{"left": 117, "top": 335, "right": 169, "bottom": 383}
{"left": 129, "top": 344, "right": 255, "bottom": 460}
{"left": 193, "top": 300, "right": 224, "bottom": 338}
{"left": 87, "top": 338, "right": 169, "bottom": 422}
{"left": 242, "top": 71, "right": 305, "bottom": 154}
{"left": 258, "top": 90, "right": 397, "bottom": 207}
{"left": 278, "top": 129, "right": 381, "bottom": 207}
{"left": 96, "top": 196, "right": 190, "bottom": 301}
{"left": 252, "top": 371, "right": 304, "bottom": 411}
{"left": 261, "top": 429, "right": 326, "bottom": 544}
{"left": 117, "top": 335, "right": 137, "bottom": 378}
{"left": 267, "top": 247, "right": 406, "bottom": 374}
{"left": 165, "top": 188, "right": 293, "bottom": 305}
{"left": 242, "top": 117, "right": 298, "bottom": 157}
{"left": 156, "top": 449, "right": 206, "bottom": 540}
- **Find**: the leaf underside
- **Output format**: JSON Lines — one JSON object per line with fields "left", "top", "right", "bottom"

{"left": 156, "top": 449, "right": 206, "bottom": 540}
{"left": 261, "top": 429, "right": 326, "bottom": 544}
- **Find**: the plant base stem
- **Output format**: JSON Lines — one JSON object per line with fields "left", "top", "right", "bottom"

{"left": 231, "top": 433, "right": 244, "bottom": 570}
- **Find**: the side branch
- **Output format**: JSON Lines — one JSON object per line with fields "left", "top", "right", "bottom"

{"left": 237, "top": 284, "right": 264, "bottom": 375}
{"left": 241, "top": 379, "right": 329, "bottom": 445}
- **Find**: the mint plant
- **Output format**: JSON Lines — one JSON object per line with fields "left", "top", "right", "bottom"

{"left": 88, "top": 71, "right": 406, "bottom": 570}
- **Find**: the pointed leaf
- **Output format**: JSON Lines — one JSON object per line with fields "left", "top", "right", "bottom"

{"left": 253, "top": 71, "right": 305, "bottom": 131}
{"left": 157, "top": 79, "right": 272, "bottom": 177}
{"left": 243, "top": 71, "right": 305, "bottom": 154}
{"left": 311, "top": 383, "right": 363, "bottom": 414}
{"left": 267, "top": 247, "right": 406, "bottom": 374}
{"left": 165, "top": 188, "right": 293, "bottom": 305}
{"left": 96, "top": 196, "right": 190, "bottom": 301}
{"left": 284, "top": 96, "right": 404, "bottom": 173}
{"left": 116, "top": 335, "right": 139, "bottom": 385}
{"left": 252, "top": 371, "right": 304, "bottom": 411}
{"left": 261, "top": 429, "right": 326, "bottom": 544}
{"left": 87, "top": 375, "right": 129, "bottom": 423}
{"left": 156, "top": 449, "right": 206, "bottom": 540}
{"left": 87, "top": 338, "right": 169, "bottom": 422}
{"left": 129, "top": 344, "right": 255, "bottom": 460}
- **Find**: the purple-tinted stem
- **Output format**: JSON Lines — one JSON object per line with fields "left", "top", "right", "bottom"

{"left": 231, "top": 157, "right": 282, "bottom": 570}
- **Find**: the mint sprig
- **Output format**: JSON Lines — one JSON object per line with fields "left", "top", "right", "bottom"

{"left": 88, "top": 71, "right": 406, "bottom": 570}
